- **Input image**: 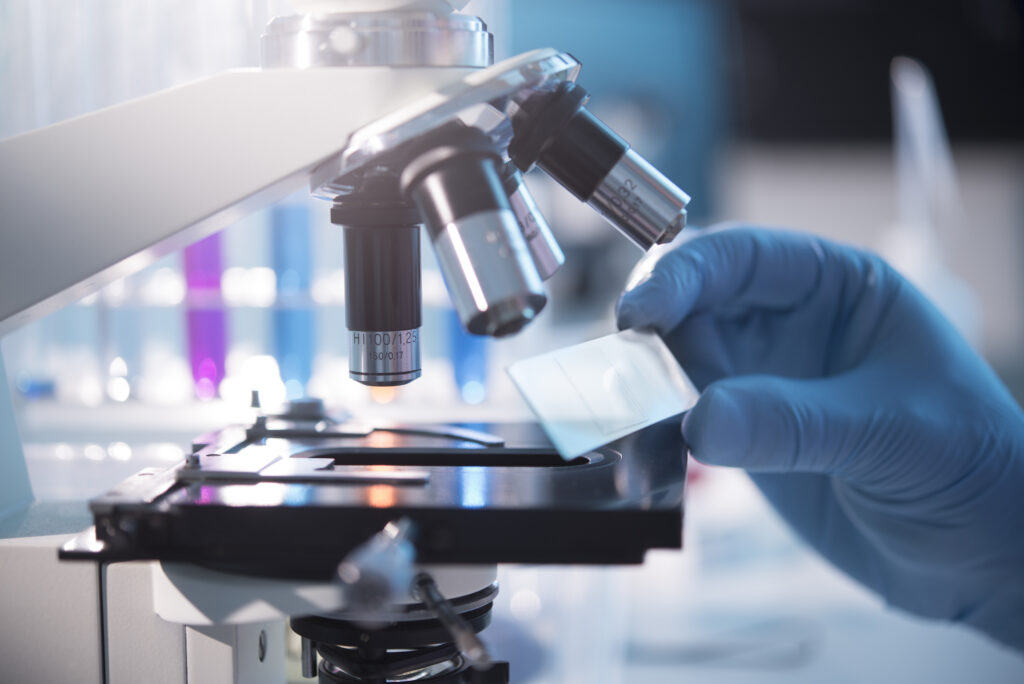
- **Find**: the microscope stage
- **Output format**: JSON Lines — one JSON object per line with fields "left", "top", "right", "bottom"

{"left": 60, "top": 416, "right": 686, "bottom": 580}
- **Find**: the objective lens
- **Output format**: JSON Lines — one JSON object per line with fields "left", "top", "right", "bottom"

{"left": 335, "top": 204, "right": 423, "bottom": 387}
{"left": 510, "top": 83, "right": 690, "bottom": 250}
{"left": 500, "top": 164, "right": 564, "bottom": 280}
{"left": 401, "top": 128, "right": 546, "bottom": 337}
{"left": 587, "top": 145, "right": 689, "bottom": 249}
{"left": 348, "top": 326, "right": 420, "bottom": 387}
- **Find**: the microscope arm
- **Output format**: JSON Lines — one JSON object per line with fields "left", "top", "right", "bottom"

{"left": 0, "top": 46, "right": 582, "bottom": 514}
{"left": 0, "top": 65, "right": 473, "bottom": 336}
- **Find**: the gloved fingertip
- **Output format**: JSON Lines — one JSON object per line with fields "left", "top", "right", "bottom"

{"left": 615, "top": 299, "right": 643, "bottom": 331}
{"left": 617, "top": 272, "right": 678, "bottom": 330}
{"left": 682, "top": 384, "right": 749, "bottom": 467}
{"left": 615, "top": 286, "right": 659, "bottom": 329}
{"left": 678, "top": 410, "right": 696, "bottom": 459}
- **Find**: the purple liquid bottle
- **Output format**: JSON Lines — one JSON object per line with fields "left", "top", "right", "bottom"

{"left": 184, "top": 233, "right": 227, "bottom": 400}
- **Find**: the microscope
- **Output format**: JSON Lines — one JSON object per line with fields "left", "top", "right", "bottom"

{"left": 0, "top": 2, "right": 691, "bottom": 682}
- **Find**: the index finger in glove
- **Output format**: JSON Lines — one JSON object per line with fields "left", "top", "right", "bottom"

{"left": 616, "top": 227, "right": 825, "bottom": 334}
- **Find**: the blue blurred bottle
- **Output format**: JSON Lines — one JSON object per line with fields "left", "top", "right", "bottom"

{"left": 447, "top": 309, "right": 489, "bottom": 405}
{"left": 272, "top": 201, "right": 314, "bottom": 400}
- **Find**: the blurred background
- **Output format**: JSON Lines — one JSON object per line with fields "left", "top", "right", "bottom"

{"left": 1, "top": 0, "right": 1023, "bottom": 681}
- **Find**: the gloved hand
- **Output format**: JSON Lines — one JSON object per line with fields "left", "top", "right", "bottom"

{"left": 617, "top": 227, "right": 1024, "bottom": 651}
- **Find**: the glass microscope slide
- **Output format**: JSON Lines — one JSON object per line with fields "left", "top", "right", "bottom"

{"left": 507, "top": 329, "right": 699, "bottom": 459}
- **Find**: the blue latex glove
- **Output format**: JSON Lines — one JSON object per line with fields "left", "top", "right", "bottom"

{"left": 617, "top": 227, "right": 1024, "bottom": 651}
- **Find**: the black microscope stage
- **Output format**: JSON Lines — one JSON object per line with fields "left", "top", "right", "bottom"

{"left": 60, "top": 409, "right": 686, "bottom": 580}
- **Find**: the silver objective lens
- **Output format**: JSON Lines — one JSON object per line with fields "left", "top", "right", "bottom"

{"left": 402, "top": 129, "right": 547, "bottom": 338}
{"left": 589, "top": 148, "right": 689, "bottom": 249}
{"left": 432, "top": 208, "right": 545, "bottom": 336}
{"left": 349, "top": 329, "right": 421, "bottom": 386}
{"left": 501, "top": 165, "right": 564, "bottom": 280}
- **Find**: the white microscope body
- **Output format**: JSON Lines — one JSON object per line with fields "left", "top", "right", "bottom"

{"left": 0, "top": 4, "right": 508, "bottom": 681}
{"left": 0, "top": 2, "right": 690, "bottom": 681}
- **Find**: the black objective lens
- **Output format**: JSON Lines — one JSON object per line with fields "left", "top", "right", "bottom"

{"left": 333, "top": 203, "right": 422, "bottom": 386}
{"left": 510, "top": 82, "right": 690, "bottom": 249}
